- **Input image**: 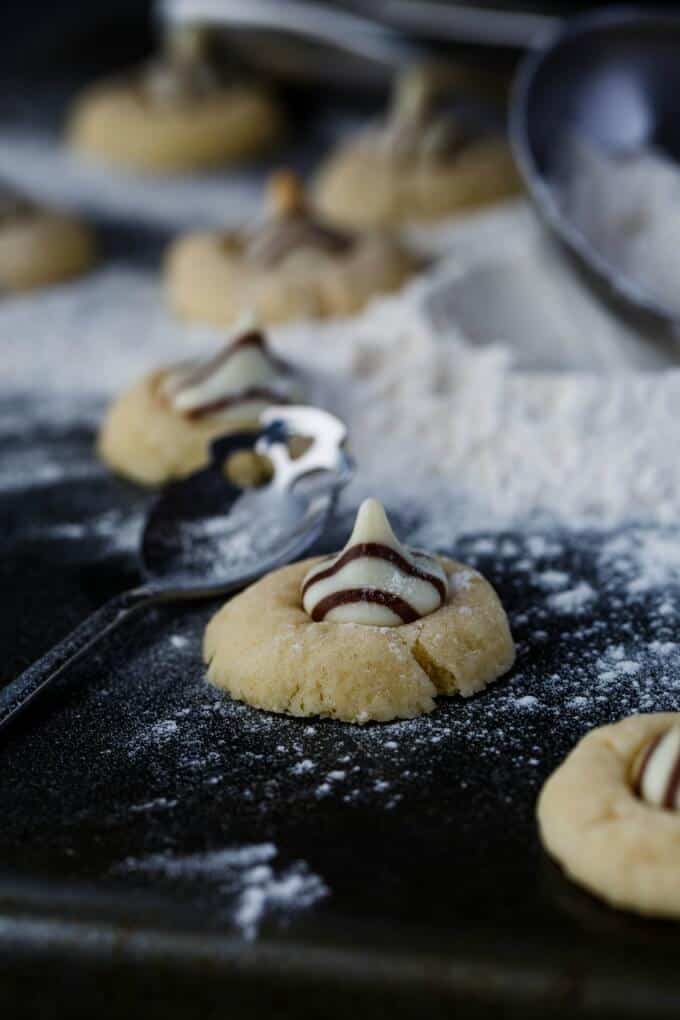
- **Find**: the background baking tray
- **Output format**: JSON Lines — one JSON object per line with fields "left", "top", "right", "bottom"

{"left": 3, "top": 411, "right": 680, "bottom": 1019}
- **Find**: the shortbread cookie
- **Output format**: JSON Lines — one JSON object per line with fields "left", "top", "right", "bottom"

{"left": 314, "top": 65, "right": 520, "bottom": 230}
{"left": 68, "top": 27, "right": 282, "bottom": 173}
{"left": 98, "top": 325, "right": 303, "bottom": 485}
{"left": 204, "top": 499, "right": 515, "bottom": 723}
{"left": 538, "top": 713, "right": 680, "bottom": 919}
{"left": 165, "top": 172, "right": 420, "bottom": 326}
{"left": 0, "top": 185, "right": 94, "bottom": 292}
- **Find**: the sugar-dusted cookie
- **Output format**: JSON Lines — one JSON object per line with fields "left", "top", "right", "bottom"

{"left": 538, "top": 713, "right": 680, "bottom": 919}
{"left": 314, "top": 65, "right": 520, "bottom": 230}
{"left": 165, "top": 172, "right": 421, "bottom": 326}
{"left": 204, "top": 498, "right": 515, "bottom": 723}
{"left": 0, "top": 184, "right": 95, "bottom": 292}
{"left": 68, "top": 27, "right": 283, "bottom": 173}
{"left": 98, "top": 324, "right": 304, "bottom": 486}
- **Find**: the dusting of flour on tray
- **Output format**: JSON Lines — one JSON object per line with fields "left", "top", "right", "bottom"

{"left": 116, "top": 843, "right": 327, "bottom": 940}
{"left": 6, "top": 102, "right": 680, "bottom": 949}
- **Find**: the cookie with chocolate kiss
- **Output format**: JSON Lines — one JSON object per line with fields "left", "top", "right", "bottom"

{"left": 68, "top": 26, "right": 283, "bottom": 173}
{"left": 164, "top": 172, "right": 421, "bottom": 327}
{"left": 204, "top": 500, "right": 515, "bottom": 723}
{"left": 0, "top": 185, "right": 95, "bottom": 292}
{"left": 314, "top": 64, "right": 520, "bottom": 230}
{"left": 98, "top": 324, "right": 303, "bottom": 486}
{"left": 539, "top": 713, "right": 680, "bottom": 919}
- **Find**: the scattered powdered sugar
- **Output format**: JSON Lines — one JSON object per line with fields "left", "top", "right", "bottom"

{"left": 6, "top": 118, "right": 680, "bottom": 941}
{"left": 150, "top": 719, "right": 179, "bottom": 741}
{"left": 546, "top": 581, "right": 596, "bottom": 614}
{"left": 598, "top": 529, "right": 680, "bottom": 595}
{"left": 106, "top": 521, "right": 680, "bottom": 816}
{"left": 116, "top": 843, "right": 327, "bottom": 940}
{"left": 535, "top": 569, "right": 570, "bottom": 591}
{"left": 557, "top": 138, "right": 680, "bottom": 318}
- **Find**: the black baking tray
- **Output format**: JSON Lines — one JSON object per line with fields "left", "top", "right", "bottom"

{"left": 3, "top": 410, "right": 680, "bottom": 1020}
{"left": 3, "top": 6, "right": 680, "bottom": 1017}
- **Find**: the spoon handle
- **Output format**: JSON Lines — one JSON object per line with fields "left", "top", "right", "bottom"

{"left": 0, "top": 589, "right": 149, "bottom": 735}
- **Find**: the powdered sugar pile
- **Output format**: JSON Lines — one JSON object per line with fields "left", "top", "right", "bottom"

{"left": 3, "top": 89, "right": 680, "bottom": 532}
{"left": 557, "top": 139, "right": 680, "bottom": 318}
{"left": 5, "top": 243, "right": 680, "bottom": 538}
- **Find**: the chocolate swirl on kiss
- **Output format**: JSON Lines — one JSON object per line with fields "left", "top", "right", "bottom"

{"left": 378, "top": 66, "right": 478, "bottom": 164}
{"left": 302, "top": 499, "right": 448, "bottom": 627}
{"left": 301, "top": 543, "right": 447, "bottom": 603}
{"left": 140, "top": 26, "right": 235, "bottom": 106}
{"left": 309, "top": 587, "right": 421, "bottom": 625}
{"left": 633, "top": 727, "right": 680, "bottom": 811}
{"left": 159, "top": 326, "right": 302, "bottom": 423}
{"left": 245, "top": 172, "right": 354, "bottom": 268}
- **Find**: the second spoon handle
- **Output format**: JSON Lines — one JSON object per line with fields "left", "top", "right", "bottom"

{"left": 0, "top": 588, "right": 151, "bottom": 735}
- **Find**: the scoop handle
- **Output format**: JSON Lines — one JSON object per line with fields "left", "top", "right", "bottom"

{"left": 0, "top": 589, "right": 150, "bottom": 735}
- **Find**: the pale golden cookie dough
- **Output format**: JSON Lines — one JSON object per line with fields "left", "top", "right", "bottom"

{"left": 99, "top": 325, "right": 303, "bottom": 486}
{"left": 165, "top": 172, "right": 420, "bottom": 326}
{"left": 98, "top": 370, "right": 240, "bottom": 486}
{"left": 68, "top": 27, "right": 282, "bottom": 173}
{"left": 538, "top": 713, "right": 680, "bottom": 919}
{"left": 314, "top": 135, "right": 520, "bottom": 231}
{"left": 204, "top": 556, "right": 515, "bottom": 723}
{"left": 0, "top": 207, "right": 95, "bottom": 292}
{"left": 165, "top": 228, "right": 418, "bottom": 326}
{"left": 314, "top": 64, "right": 520, "bottom": 230}
{"left": 69, "top": 81, "right": 281, "bottom": 174}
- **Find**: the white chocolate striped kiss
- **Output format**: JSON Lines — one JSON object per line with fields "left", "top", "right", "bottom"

{"left": 378, "top": 67, "right": 473, "bottom": 164}
{"left": 633, "top": 726, "right": 680, "bottom": 811}
{"left": 160, "top": 324, "right": 302, "bottom": 425}
{"left": 301, "top": 498, "right": 448, "bottom": 626}
{"left": 245, "top": 172, "right": 354, "bottom": 268}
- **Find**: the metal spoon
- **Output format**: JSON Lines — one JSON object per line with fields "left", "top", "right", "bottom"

{"left": 511, "top": 7, "right": 680, "bottom": 328}
{"left": 0, "top": 405, "right": 353, "bottom": 734}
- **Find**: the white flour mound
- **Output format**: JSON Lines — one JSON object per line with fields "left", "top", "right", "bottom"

{"left": 4, "top": 241, "right": 680, "bottom": 537}
{"left": 3, "top": 116, "right": 680, "bottom": 537}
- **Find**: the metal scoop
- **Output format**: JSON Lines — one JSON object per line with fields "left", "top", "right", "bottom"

{"left": 512, "top": 7, "right": 680, "bottom": 328}
{"left": 0, "top": 406, "right": 353, "bottom": 735}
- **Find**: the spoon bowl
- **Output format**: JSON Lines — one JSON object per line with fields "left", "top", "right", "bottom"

{"left": 141, "top": 406, "right": 352, "bottom": 593}
{"left": 0, "top": 406, "right": 353, "bottom": 734}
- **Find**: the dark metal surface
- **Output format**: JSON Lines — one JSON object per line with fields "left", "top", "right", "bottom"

{"left": 3, "top": 4, "right": 680, "bottom": 1017}
{"left": 3, "top": 415, "right": 680, "bottom": 1018}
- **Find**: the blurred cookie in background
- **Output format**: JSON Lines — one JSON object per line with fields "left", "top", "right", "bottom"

{"left": 164, "top": 170, "right": 421, "bottom": 326}
{"left": 314, "top": 63, "right": 520, "bottom": 229}
{"left": 98, "top": 321, "right": 305, "bottom": 486}
{"left": 0, "top": 182, "right": 95, "bottom": 292}
{"left": 67, "top": 24, "right": 284, "bottom": 174}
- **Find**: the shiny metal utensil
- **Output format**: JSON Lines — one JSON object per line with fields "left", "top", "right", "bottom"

{"left": 158, "top": 0, "right": 559, "bottom": 54}
{"left": 156, "top": 0, "right": 546, "bottom": 91}
{"left": 511, "top": 7, "right": 680, "bottom": 327}
{"left": 158, "top": 0, "right": 415, "bottom": 63}
{"left": 0, "top": 406, "right": 353, "bottom": 734}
